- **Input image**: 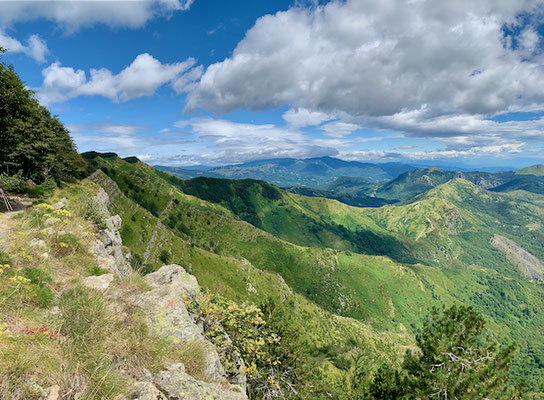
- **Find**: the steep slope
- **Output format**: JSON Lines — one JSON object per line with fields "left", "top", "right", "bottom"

{"left": 491, "top": 175, "right": 544, "bottom": 195}
{"left": 88, "top": 155, "right": 544, "bottom": 393}
{"left": 0, "top": 182, "right": 249, "bottom": 399}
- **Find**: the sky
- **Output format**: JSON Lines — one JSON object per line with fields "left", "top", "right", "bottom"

{"left": 1, "top": 0, "right": 544, "bottom": 168}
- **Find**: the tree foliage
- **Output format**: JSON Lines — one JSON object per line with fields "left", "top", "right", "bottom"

{"left": 368, "top": 305, "right": 520, "bottom": 399}
{"left": 0, "top": 48, "right": 86, "bottom": 184}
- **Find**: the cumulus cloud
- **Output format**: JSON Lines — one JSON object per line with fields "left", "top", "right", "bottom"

{"left": 282, "top": 108, "right": 333, "bottom": 127}
{"left": 340, "top": 143, "right": 525, "bottom": 162}
{"left": 0, "top": 31, "right": 49, "bottom": 62}
{"left": 38, "top": 53, "right": 199, "bottom": 104}
{"left": 0, "top": 0, "right": 194, "bottom": 32}
{"left": 185, "top": 0, "right": 544, "bottom": 151}
{"left": 171, "top": 118, "right": 339, "bottom": 164}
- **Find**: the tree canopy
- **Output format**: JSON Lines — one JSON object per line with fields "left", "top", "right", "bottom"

{"left": 0, "top": 47, "right": 85, "bottom": 184}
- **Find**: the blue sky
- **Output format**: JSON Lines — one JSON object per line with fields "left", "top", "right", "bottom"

{"left": 1, "top": 0, "right": 544, "bottom": 168}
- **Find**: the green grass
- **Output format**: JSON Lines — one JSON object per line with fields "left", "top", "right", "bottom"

{"left": 86, "top": 155, "right": 544, "bottom": 394}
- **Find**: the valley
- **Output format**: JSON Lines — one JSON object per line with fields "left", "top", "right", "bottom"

{"left": 86, "top": 152, "right": 544, "bottom": 395}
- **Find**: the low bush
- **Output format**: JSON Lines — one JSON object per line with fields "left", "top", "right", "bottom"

{"left": 0, "top": 172, "right": 26, "bottom": 193}
{"left": 83, "top": 197, "right": 108, "bottom": 230}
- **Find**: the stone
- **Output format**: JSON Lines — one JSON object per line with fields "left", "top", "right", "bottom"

{"left": 130, "top": 283, "right": 203, "bottom": 343}
{"left": 40, "top": 252, "right": 49, "bottom": 260}
{"left": 127, "top": 381, "right": 167, "bottom": 400}
{"left": 52, "top": 198, "right": 67, "bottom": 210}
{"left": 46, "top": 385, "right": 60, "bottom": 400}
{"left": 29, "top": 238, "right": 46, "bottom": 249}
{"left": 41, "top": 228, "right": 55, "bottom": 236}
{"left": 129, "top": 264, "right": 226, "bottom": 383}
{"left": 82, "top": 274, "right": 114, "bottom": 292}
{"left": 145, "top": 264, "right": 200, "bottom": 297}
{"left": 154, "top": 363, "right": 247, "bottom": 400}
{"left": 49, "top": 306, "right": 61, "bottom": 316}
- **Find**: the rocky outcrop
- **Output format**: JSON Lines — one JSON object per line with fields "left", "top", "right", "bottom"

{"left": 128, "top": 264, "right": 247, "bottom": 400}
{"left": 153, "top": 363, "right": 246, "bottom": 400}
{"left": 90, "top": 188, "right": 132, "bottom": 277}
{"left": 491, "top": 234, "right": 544, "bottom": 280}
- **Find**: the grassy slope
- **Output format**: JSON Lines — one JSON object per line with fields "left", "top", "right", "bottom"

{"left": 0, "top": 181, "right": 208, "bottom": 399}
{"left": 89, "top": 156, "right": 544, "bottom": 392}
{"left": 88, "top": 167, "right": 411, "bottom": 387}
{"left": 516, "top": 164, "right": 544, "bottom": 176}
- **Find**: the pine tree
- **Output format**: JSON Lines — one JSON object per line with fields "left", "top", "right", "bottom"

{"left": 401, "top": 305, "right": 518, "bottom": 399}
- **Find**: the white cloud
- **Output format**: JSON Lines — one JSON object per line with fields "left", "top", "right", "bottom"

{"left": 282, "top": 108, "right": 333, "bottom": 127}
{"left": 0, "top": 31, "right": 49, "bottom": 62}
{"left": 38, "top": 53, "right": 199, "bottom": 104}
{"left": 0, "top": 0, "right": 194, "bottom": 32}
{"left": 185, "top": 0, "right": 544, "bottom": 150}
{"left": 319, "top": 121, "right": 360, "bottom": 138}
{"left": 170, "top": 118, "right": 339, "bottom": 164}
{"left": 340, "top": 143, "right": 525, "bottom": 162}
{"left": 68, "top": 122, "right": 148, "bottom": 136}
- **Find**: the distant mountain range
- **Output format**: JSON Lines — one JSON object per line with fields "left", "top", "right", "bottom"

{"left": 157, "top": 157, "right": 544, "bottom": 206}
{"left": 156, "top": 156, "right": 415, "bottom": 187}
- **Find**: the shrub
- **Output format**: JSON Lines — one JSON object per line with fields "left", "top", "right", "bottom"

{"left": 0, "top": 172, "right": 26, "bottom": 193}
{"left": 188, "top": 295, "right": 299, "bottom": 399}
{"left": 159, "top": 250, "right": 170, "bottom": 265}
{"left": 83, "top": 197, "right": 108, "bottom": 230}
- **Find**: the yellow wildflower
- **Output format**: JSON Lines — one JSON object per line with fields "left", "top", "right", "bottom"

{"left": 10, "top": 275, "right": 31, "bottom": 285}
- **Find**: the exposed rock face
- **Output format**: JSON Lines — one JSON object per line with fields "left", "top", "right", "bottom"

{"left": 491, "top": 234, "right": 544, "bottom": 280}
{"left": 153, "top": 363, "right": 246, "bottom": 400}
{"left": 90, "top": 188, "right": 132, "bottom": 277}
{"left": 129, "top": 381, "right": 167, "bottom": 400}
{"left": 130, "top": 265, "right": 226, "bottom": 383}
{"left": 127, "top": 265, "right": 247, "bottom": 400}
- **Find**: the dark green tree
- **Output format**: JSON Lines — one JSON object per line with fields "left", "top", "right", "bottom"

{"left": 0, "top": 47, "right": 86, "bottom": 184}
{"left": 401, "top": 305, "right": 518, "bottom": 399}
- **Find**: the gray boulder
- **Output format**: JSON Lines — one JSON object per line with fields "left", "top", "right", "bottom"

{"left": 130, "top": 265, "right": 226, "bottom": 383}
{"left": 154, "top": 363, "right": 246, "bottom": 400}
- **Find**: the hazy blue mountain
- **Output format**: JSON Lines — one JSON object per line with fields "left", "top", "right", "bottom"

{"left": 156, "top": 156, "right": 416, "bottom": 187}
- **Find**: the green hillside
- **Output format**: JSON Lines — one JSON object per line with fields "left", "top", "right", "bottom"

{"left": 321, "top": 176, "right": 380, "bottom": 196}
{"left": 373, "top": 167, "right": 507, "bottom": 201}
{"left": 286, "top": 185, "right": 391, "bottom": 207}
{"left": 516, "top": 164, "right": 544, "bottom": 176}
{"left": 85, "top": 154, "right": 544, "bottom": 394}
